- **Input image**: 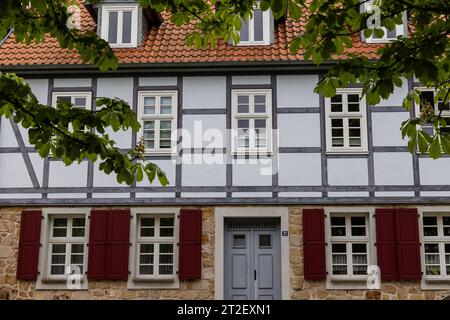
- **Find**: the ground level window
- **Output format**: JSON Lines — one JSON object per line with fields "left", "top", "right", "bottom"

{"left": 135, "top": 215, "right": 176, "bottom": 279}
{"left": 422, "top": 214, "right": 450, "bottom": 278}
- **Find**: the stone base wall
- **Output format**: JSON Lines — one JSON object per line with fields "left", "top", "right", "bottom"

{"left": 1, "top": 205, "right": 450, "bottom": 300}
{"left": 289, "top": 206, "right": 450, "bottom": 300}
{"left": 0, "top": 207, "right": 214, "bottom": 300}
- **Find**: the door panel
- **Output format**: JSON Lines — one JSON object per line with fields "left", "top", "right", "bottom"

{"left": 224, "top": 220, "right": 281, "bottom": 300}
{"left": 225, "top": 231, "right": 252, "bottom": 300}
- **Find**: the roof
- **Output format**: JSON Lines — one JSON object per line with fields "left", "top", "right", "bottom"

{"left": 0, "top": 2, "right": 382, "bottom": 68}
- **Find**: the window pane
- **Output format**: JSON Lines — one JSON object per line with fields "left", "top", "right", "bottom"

{"left": 331, "top": 216, "right": 345, "bottom": 226}
{"left": 54, "top": 218, "right": 67, "bottom": 227}
{"left": 237, "top": 96, "right": 249, "bottom": 113}
{"left": 160, "top": 97, "right": 172, "bottom": 114}
{"left": 159, "top": 265, "right": 173, "bottom": 275}
{"left": 52, "top": 244, "right": 66, "bottom": 254}
{"left": 160, "top": 244, "right": 173, "bottom": 254}
{"left": 254, "top": 95, "right": 266, "bottom": 113}
{"left": 160, "top": 228, "right": 174, "bottom": 237}
{"left": 57, "top": 96, "right": 71, "bottom": 104}
{"left": 348, "top": 94, "right": 360, "bottom": 112}
{"left": 240, "top": 17, "right": 249, "bottom": 42}
{"left": 122, "top": 11, "right": 132, "bottom": 44}
{"left": 74, "top": 97, "right": 87, "bottom": 107}
{"left": 420, "top": 91, "right": 435, "bottom": 112}
{"left": 332, "top": 243, "right": 346, "bottom": 253}
{"left": 160, "top": 218, "right": 174, "bottom": 226}
{"left": 51, "top": 254, "right": 65, "bottom": 264}
{"left": 425, "top": 243, "right": 439, "bottom": 253}
{"left": 331, "top": 95, "right": 343, "bottom": 112}
{"left": 71, "top": 244, "right": 84, "bottom": 254}
{"left": 253, "top": 9, "right": 264, "bottom": 41}
{"left": 259, "top": 234, "right": 272, "bottom": 248}
{"left": 160, "top": 255, "right": 173, "bottom": 264}
{"left": 160, "top": 121, "right": 171, "bottom": 130}
{"left": 141, "top": 218, "right": 155, "bottom": 237}
{"left": 233, "top": 234, "right": 246, "bottom": 248}
{"left": 144, "top": 121, "right": 155, "bottom": 130}
{"left": 70, "top": 254, "right": 83, "bottom": 265}
{"left": 386, "top": 28, "right": 397, "bottom": 39}
{"left": 108, "top": 12, "right": 118, "bottom": 43}
{"left": 139, "top": 266, "right": 154, "bottom": 275}
{"left": 424, "top": 227, "right": 438, "bottom": 237}
{"left": 351, "top": 216, "right": 366, "bottom": 236}
{"left": 51, "top": 266, "right": 65, "bottom": 275}
{"left": 331, "top": 217, "right": 346, "bottom": 236}
{"left": 140, "top": 244, "right": 154, "bottom": 254}
{"left": 426, "top": 266, "right": 441, "bottom": 276}
{"left": 140, "top": 254, "right": 154, "bottom": 264}
{"left": 53, "top": 218, "right": 67, "bottom": 237}
{"left": 72, "top": 227, "right": 85, "bottom": 237}
{"left": 351, "top": 216, "right": 365, "bottom": 226}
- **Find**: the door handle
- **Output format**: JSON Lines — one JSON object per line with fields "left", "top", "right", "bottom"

{"left": 254, "top": 270, "right": 257, "bottom": 281}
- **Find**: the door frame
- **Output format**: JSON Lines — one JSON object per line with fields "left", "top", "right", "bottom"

{"left": 215, "top": 207, "right": 290, "bottom": 300}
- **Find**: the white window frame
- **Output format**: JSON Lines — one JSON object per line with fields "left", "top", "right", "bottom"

{"left": 128, "top": 207, "right": 180, "bottom": 289}
{"left": 231, "top": 89, "right": 272, "bottom": 155}
{"left": 237, "top": 3, "right": 272, "bottom": 45}
{"left": 137, "top": 91, "right": 178, "bottom": 155}
{"left": 52, "top": 92, "right": 92, "bottom": 110}
{"left": 36, "top": 208, "right": 91, "bottom": 290}
{"left": 100, "top": 4, "right": 139, "bottom": 48}
{"left": 324, "top": 207, "right": 376, "bottom": 290}
{"left": 362, "top": 1, "right": 407, "bottom": 44}
{"left": 414, "top": 87, "right": 450, "bottom": 118}
{"left": 419, "top": 207, "right": 450, "bottom": 290}
{"left": 325, "top": 88, "right": 368, "bottom": 153}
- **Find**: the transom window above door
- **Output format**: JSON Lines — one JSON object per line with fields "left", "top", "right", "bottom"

{"left": 100, "top": 5, "right": 138, "bottom": 47}
{"left": 138, "top": 91, "right": 178, "bottom": 154}
{"left": 325, "top": 89, "right": 368, "bottom": 153}
{"left": 231, "top": 89, "right": 272, "bottom": 154}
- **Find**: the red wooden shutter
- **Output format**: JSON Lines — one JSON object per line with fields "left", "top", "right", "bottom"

{"left": 395, "top": 208, "right": 421, "bottom": 280}
{"left": 302, "top": 208, "right": 326, "bottom": 280}
{"left": 376, "top": 208, "right": 399, "bottom": 280}
{"left": 178, "top": 209, "right": 202, "bottom": 280}
{"left": 87, "top": 210, "right": 109, "bottom": 280}
{"left": 107, "top": 209, "right": 131, "bottom": 280}
{"left": 16, "top": 210, "right": 42, "bottom": 280}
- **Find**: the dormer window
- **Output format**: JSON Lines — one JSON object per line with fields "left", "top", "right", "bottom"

{"left": 238, "top": 4, "right": 273, "bottom": 45}
{"left": 100, "top": 5, "right": 138, "bottom": 48}
{"left": 362, "top": 1, "right": 407, "bottom": 44}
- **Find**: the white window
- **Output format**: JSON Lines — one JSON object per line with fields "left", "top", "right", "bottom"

{"left": 420, "top": 213, "right": 450, "bottom": 279}
{"left": 363, "top": 1, "right": 407, "bottom": 43}
{"left": 325, "top": 208, "right": 376, "bottom": 289}
{"left": 325, "top": 89, "right": 368, "bottom": 153}
{"left": 134, "top": 215, "right": 176, "bottom": 280}
{"left": 415, "top": 87, "right": 450, "bottom": 135}
{"left": 231, "top": 89, "right": 272, "bottom": 154}
{"left": 52, "top": 92, "right": 92, "bottom": 110}
{"left": 138, "top": 91, "right": 178, "bottom": 154}
{"left": 238, "top": 4, "right": 272, "bottom": 45}
{"left": 101, "top": 5, "right": 138, "bottom": 47}
{"left": 47, "top": 215, "right": 87, "bottom": 280}
{"left": 52, "top": 92, "right": 92, "bottom": 131}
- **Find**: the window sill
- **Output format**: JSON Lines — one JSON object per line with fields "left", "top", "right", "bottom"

{"left": 132, "top": 276, "right": 175, "bottom": 282}
{"left": 421, "top": 278, "right": 450, "bottom": 290}
{"left": 326, "top": 151, "right": 369, "bottom": 155}
{"left": 128, "top": 276, "right": 179, "bottom": 290}
{"left": 326, "top": 276, "right": 368, "bottom": 290}
{"left": 364, "top": 39, "right": 397, "bottom": 44}
{"left": 36, "top": 276, "right": 88, "bottom": 290}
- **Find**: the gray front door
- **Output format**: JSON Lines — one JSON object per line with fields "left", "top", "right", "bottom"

{"left": 224, "top": 219, "right": 281, "bottom": 300}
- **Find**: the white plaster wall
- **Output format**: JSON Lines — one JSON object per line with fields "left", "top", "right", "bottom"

{"left": 48, "top": 161, "right": 87, "bottom": 187}
{"left": 0, "top": 154, "right": 32, "bottom": 187}
{"left": 278, "top": 153, "right": 322, "bottom": 186}
{"left": 371, "top": 112, "right": 409, "bottom": 146}
{"left": 278, "top": 114, "right": 321, "bottom": 147}
{"left": 183, "top": 76, "right": 226, "bottom": 109}
{"left": 182, "top": 157, "right": 226, "bottom": 186}
{"left": 232, "top": 192, "right": 273, "bottom": 197}
{"left": 139, "top": 77, "right": 177, "bottom": 86}
{"left": 373, "top": 152, "right": 414, "bottom": 185}
{"left": 29, "top": 153, "right": 44, "bottom": 186}
{"left": 182, "top": 115, "right": 227, "bottom": 148}
{"left": 0, "top": 118, "right": 18, "bottom": 147}
{"left": 278, "top": 192, "right": 322, "bottom": 197}
{"left": 420, "top": 158, "right": 450, "bottom": 185}
{"left": 232, "top": 75, "right": 271, "bottom": 85}
{"left": 327, "top": 158, "right": 368, "bottom": 186}
{"left": 181, "top": 192, "right": 226, "bottom": 198}
{"left": 26, "top": 79, "right": 49, "bottom": 104}
{"left": 53, "top": 78, "right": 92, "bottom": 87}
{"left": 97, "top": 77, "right": 134, "bottom": 148}
{"left": 375, "top": 191, "right": 415, "bottom": 197}
{"left": 373, "top": 80, "right": 409, "bottom": 107}
{"left": 232, "top": 159, "right": 273, "bottom": 186}
{"left": 277, "top": 75, "right": 320, "bottom": 108}
{"left": 93, "top": 163, "right": 126, "bottom": 187}
{"left": 328, "top": 192, "right": 370, "bottom": 197}
{"left": 137, "top": 159, "right": 176, "bottom": 187}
